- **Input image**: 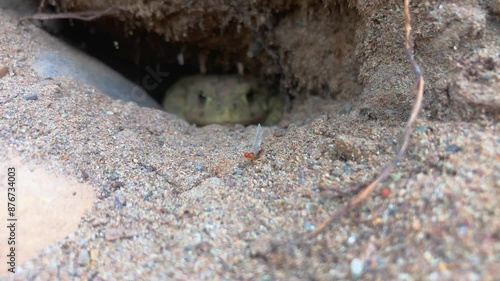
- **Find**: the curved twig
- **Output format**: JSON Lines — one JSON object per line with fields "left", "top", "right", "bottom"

{"left": 299, "top": 0, "right": 425, "bottom": 242}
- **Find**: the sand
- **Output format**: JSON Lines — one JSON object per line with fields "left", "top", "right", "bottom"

{"left": 0, "top": 1, "right": 499, "bottom": 280}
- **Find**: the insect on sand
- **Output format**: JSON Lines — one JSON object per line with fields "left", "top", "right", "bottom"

{"left": 243, "top": 124, "right": 264, "bottom": 160}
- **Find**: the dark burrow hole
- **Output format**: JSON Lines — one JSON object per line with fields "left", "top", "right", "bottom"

{"left": 55, "top": 18, "right": 291, "bottom": 126}
{"left": 54, "top": 10, "right": 286, "bottom": 98}
{"left": 25, "top": 0, "right": 363, "bottom": 126}
{"left": 60, "top": 25, "right": 276, "bottom": 104}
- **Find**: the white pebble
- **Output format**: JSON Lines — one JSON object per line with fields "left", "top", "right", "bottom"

{"left": 347, "top": 235, "right": 356, "bottom": 244}
{"left": 350, "top": 258, "right": 364, "bottom": 277}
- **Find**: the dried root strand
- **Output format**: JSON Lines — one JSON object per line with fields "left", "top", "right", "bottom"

{"left": 299, "top": 0, "right": 425, "bottom": 242}
{"left": 20, "top": 5, "right": 124, "bottom": 22}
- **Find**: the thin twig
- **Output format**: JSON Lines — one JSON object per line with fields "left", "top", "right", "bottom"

{"left": 298, "top": 0, "right": 425, "bottom": 242}
{"left": 20, "top": 6, "right": 124, "bottom": 22}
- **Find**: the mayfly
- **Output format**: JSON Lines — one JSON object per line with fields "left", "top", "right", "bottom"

{"left": 243, "top": 124, "right": 264, "bottom": 160}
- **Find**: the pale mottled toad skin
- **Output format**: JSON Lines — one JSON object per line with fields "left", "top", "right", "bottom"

{"left": 162, "top": 75, "right": 284, "bottom": 126}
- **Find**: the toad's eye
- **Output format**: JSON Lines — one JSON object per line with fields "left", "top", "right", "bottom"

{"left": 198, "top": 91, "right": 207, "bottom": 104}
{"left": 246, "top": 90, "right": 255, "bottom": 104}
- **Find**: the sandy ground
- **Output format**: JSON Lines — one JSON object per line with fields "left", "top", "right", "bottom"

{"left": 0, "top": 4, "right": 499, "bottom": 281}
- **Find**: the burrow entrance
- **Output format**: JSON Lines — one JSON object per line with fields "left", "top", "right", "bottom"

{"left": 42, "top": 0, "right": 363, "bottom": 122}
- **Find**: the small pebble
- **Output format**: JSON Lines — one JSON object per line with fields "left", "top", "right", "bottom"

{"left": 340, "top": 104, "right": 353, "bottom": 114}
{"left": 342, "top": 163, "right": 351, "bottom": 174}
{"left": 428, "top": 271, "right": 440, "bottom": 281}
{"left": 380, "top": 187, "right": 391, "bottom": 198}
{"left": 108, "top": 171, "right": 119, "bottom": 180}
{"left": 91, "top": 217, "right": 108, "bottom": 227}
{"left": 347, "top": 235, "right": 356, "bottom": 244}
{"left": 80, "top": 170, "right": 89, "bottom": 181}
{"left": 273, "top": 128, "right": 286, "bottom": 137}
{"left": 416, "top": 125, "right": 429, "bottom": 133}
{"left": 114, "top": 196, "right": 124, "bottom": 209}
{"left": 90, "top": 249, "right": 99, "bottom": 261}
{"left": 260, "top": 275, "right": 272, "bottom": 281}
{"left": 233, "top": 168, "right": 244, "bottom": 176}
{"left": 77, "top": 249, "right": 90, "bottom": 266}
{"left": 445, "top": 144, "right": 462, "bottom": 153}
{"left": 0, "top": 64, "right": 8, "bottom": 78}
{"left": 23, "top": 93, "right": 39, "bottom": 100}
{"left": 350, "top": 258, "right": 364, "bottom": 277}
{"left": 194, "top": 163, "right": 204, "bottom": 171}
{"left": 303, "top": 221, "right": 315, "bottom": 231}
{"left": 104, "top": 227, "right": 135, "bottom": 241}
